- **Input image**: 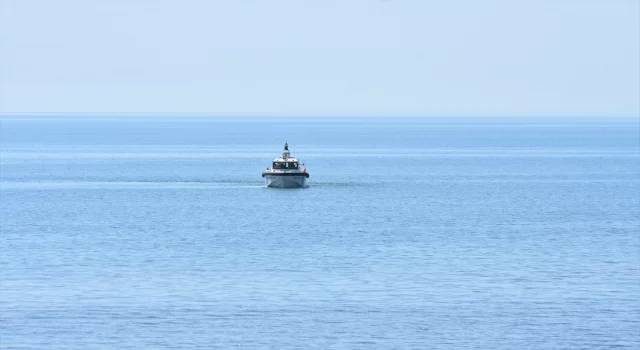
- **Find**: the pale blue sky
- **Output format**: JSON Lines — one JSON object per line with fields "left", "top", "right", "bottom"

{"left": 0, "top": 0, "right": 638, "bottom": 116}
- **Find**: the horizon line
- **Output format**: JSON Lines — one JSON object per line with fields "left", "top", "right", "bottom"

{"left": 1, "top": 112, "right": 638, "bottom": 119}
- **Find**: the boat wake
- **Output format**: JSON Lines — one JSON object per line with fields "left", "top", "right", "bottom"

{"left": 0, "top": 180, "right": 265, "bottom": 189}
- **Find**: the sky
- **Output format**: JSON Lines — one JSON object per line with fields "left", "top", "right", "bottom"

{"left": 0, "top": 0, "right": 638, "bottom": 117}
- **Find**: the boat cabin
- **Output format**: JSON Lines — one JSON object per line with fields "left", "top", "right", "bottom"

{"left": 272, "top": 161, "right": 299, "bottom": 169}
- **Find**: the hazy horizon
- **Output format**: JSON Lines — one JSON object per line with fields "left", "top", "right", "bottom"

{"left": 1, "top": 0, "right": 638, "bottom": 117}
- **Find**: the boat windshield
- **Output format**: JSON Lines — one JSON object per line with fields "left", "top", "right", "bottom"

{"left": 273, "top": 162, "right": 298, "bottom": 169}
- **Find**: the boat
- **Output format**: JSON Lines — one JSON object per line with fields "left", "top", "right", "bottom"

{"left": 262, "top": 142, "right": 309, "bottom": 188}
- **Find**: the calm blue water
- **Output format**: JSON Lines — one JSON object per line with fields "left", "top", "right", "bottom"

{"left": 1, "top": 116, "right": 639, "bottom": 349}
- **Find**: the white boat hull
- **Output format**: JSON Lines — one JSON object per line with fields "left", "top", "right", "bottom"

{"left": 264, "top": 175, "right": 307, "bottom": 188}
{"left": 262, "top": 143, "right": 309, "bottom": 188}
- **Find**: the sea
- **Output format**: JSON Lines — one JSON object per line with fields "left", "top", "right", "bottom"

{"left": 1, "top": 116, "right": 639, "bottom": 349}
